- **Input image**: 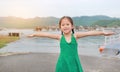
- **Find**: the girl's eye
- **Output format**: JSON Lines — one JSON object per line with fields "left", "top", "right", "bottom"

{"left": 67, "top": 24, "right": 69, "bottom": 26}
{"left": 61, "top": 24, "right": 64, "bottom": 26}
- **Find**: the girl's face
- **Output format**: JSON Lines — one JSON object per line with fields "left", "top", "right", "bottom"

{"left": 60, "top": 18, "right": 73, "bottom": 34}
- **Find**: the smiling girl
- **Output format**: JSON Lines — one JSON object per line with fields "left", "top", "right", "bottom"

{"left": 28, "top": 16, "right": 114, "bottom": 72}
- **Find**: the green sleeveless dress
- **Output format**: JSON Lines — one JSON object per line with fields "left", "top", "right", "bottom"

{"left": 55, "top": 34, "right": 83, "bottom": 72}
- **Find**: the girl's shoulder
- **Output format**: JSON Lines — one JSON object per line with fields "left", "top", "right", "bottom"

{"left": 57, "top": 34, "right": 62, "bottom": 40}
{"left": 73, "top": 33, "right": 77, "bottom": 39}
{"left": 74, "top": 32, "right": 85, "bottom": 39}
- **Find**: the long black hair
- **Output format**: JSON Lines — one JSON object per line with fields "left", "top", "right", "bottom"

{"left": 59, "top": 16, "right": 74, "bottom": 35}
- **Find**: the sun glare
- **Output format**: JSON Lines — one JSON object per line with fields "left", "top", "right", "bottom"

{"left": 6, "top": 0, "right": 34, "bottom": 18}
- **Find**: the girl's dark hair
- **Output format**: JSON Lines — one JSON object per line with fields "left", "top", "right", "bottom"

{"left": 59, "top": 16, "right": 74, "bottom": 34}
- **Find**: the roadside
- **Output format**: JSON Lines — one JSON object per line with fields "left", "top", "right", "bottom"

{"left": 0, "top": 35, "right": 19, "bottom": 48}
{"left": 0, "top": 53, "right": 120, "bottom": 72}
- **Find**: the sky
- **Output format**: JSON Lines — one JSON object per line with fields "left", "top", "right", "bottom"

{"left": 0, "top": 0, "right": 120, "bottom": 18}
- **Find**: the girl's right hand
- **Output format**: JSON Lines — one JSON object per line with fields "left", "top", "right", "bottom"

{"left": 27, "top": 34, "right": 34, "bottom": 38}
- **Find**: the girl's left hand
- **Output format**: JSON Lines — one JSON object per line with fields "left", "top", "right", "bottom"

{"left": 103, "top": 31, "right": 114, "bottom": 36}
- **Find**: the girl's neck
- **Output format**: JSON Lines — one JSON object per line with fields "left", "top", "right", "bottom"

{"left": 63, "top": 32, "right": 72, "bottom": 37}
{"left": 63, "top": 32, "right": 72, "bottom": 43}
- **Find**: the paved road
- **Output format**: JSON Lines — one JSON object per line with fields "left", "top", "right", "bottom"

{"left": 0, "top": 53, "right": 120, "bottom": 72}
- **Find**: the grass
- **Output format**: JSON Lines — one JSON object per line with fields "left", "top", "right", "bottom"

{"left": 0, "top": 35, "right": 19, "bottom": 48}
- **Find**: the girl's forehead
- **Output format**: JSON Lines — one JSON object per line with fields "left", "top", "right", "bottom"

{"left": 61, "top": 18, "right": 70, "bottom": 23}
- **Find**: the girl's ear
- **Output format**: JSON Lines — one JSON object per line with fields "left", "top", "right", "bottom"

{"left": 72, "top": 25, "right": 74, "bottom": 29}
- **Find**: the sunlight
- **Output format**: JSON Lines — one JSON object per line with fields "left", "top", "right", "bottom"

{"left": 6, "top": 0, "right": 35, "bottom": 18}
{"left": 0, "top": 0, "right": 120, "bottom": 18}
{"left": 10, "top": 7, "right": 30, "bottom": 18}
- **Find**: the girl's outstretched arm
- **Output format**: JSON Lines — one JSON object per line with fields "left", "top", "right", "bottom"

{"left": 75, "top": 30, "right": 114, "bottom": 39}
{"left": 28, "top": 32, "right": 61, "bottom": 40}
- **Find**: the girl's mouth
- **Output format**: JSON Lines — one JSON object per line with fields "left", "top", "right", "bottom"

{"left": 64, "top": 28, "right": 69, "bottom": 30}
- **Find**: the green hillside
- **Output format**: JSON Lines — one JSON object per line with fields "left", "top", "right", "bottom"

{"left": 0, "top": 15, "right": 119, "bottom": 28}
{"left": 73, "top": 15, "right": 114, "bottom": 26}
{"left": 92, "top": 19, "right": 120, "bottom": 27}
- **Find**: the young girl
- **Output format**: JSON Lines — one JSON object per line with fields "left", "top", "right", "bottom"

{"left": 28, "top": 16, "right": 114, "bottom": 72}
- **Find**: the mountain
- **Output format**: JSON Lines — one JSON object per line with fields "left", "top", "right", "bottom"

{"left": 0, "top": 15, "right": 119, "bottom": 28}
{"left": 0, "top": 16, "right": 59, "bottom": 28}
{"left": 92, "top": 19, "right": 120, "bottom": 27}
{"left": 72, "top": 15, "right": 118, "bottom": 26}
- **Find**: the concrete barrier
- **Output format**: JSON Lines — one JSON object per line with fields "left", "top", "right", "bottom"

{"left": 8, "top": 32, "right": 20, "bottom": 37}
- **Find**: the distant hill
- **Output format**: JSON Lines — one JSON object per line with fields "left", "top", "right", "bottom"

{"left": 73, "top": 15, "right": 118, "bottom": 26}
{"left": 0, "top": 16, "right": 59, "bottom": 28}
{"left": 92, "top": 19, "right": 120, "bottom": 27}
{"left": 0, "top": 15, "right": 120, "bottom": 28}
